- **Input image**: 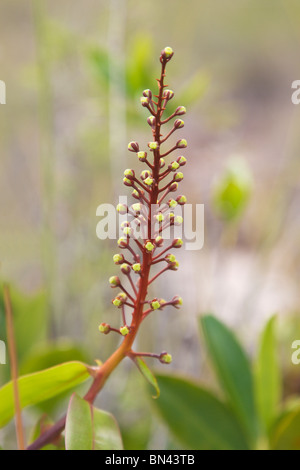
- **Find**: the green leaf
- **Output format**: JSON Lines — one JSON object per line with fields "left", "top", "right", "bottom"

{"left": 65, "top": 393, "right": 123, "bottom": 450}
{"left": 0, "top": 362, "right": 90, "bottom": 428}
{"left": 154, "top": 374, "right": 250, "bottom": 450}
{"left": 270, "top": 405, "right": 300, "bottom": 450}
{"left": 200, "top": 315, "right": 257, "bottom": 443}
{"left": 133, "top": 356, "right": 160, "bottom": 398}
{"left": 255, "top": 316, "right": 281, "bottom": 434}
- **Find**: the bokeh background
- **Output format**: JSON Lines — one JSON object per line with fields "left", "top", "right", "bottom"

{"left": 1, "top": 0, "right": 300, "bottom": 450}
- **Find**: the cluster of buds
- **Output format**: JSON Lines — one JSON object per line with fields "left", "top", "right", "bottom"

{"left": 99, "top": 47, "right": 188, "bottom": 369}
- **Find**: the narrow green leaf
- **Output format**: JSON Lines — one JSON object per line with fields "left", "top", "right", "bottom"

{"left": 134, "top": 356, "right": 160, "bottom": 398}
{"left": 154, "top": 374, "right": 250, "bottom": 450}
{"left": 270, "top": 405, "right": 300, "bottom": 450}
{"left": 0, "top": 362, "right": 90, "bottom": 428}
{"left": 255, "top": 316, "right": 281, "bottom": 434}
{"left": 200, "top": 315, "right": 257, "bottom": 443}
{"left": 65, "top": 393, "right": 123, "bottom": 450}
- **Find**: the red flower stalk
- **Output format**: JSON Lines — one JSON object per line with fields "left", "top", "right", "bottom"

{"left": 28, "top": 46, "right": 187, "bottom": 451}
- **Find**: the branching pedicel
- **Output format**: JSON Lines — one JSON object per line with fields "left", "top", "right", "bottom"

{"left": 28, "top": 46, "right": 187, "bottom": 450}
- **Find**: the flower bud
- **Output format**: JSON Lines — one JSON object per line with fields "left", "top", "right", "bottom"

{"left": 116, "top": 203, "right": 128, "bottom": 214}
{"left": 155, "top": 236, "right": 163, "bottom": 246}
{"left": 109, "top": 276, "right": 120, "bottom": 287}
{"left": 137, "top": 151, "right": 147, "bottom": 162}
{"left": 121, "top": 221, "right": 130, "bottom": 228}
{"left": 123, "top": 177, "right": 134, "bottom": 187}
{"left": 175, "top": 106, "right": 186, "bottom": 116}
{"left": 172, "top": 295, "right": 183, "bottom": 307}
{"left": 174, "top": 119, "right": 184, "bottom": 129}
{"left": 161, "top": 46, "right": 174, "bottom": 61}
{"left": 99, "top": 323, "right": 110, "bottom": 334}
{"left": 174, "top": 172, "right": 184, "bottom": 182}
{"left": 120, "top": 325, "right": 129, "bottom": 336}
{"left": 165, "top": 253, "right": 176, "bottom": 264}
{"left": 123, "top": 226, "right": 133, "bottom": 237}
{"left": 169, "top": 182, "right": 178, "bottom": 192}
{"left": 140, "top": 96, "right": 149, "bottom": 107}
{"left": 117, "top": 237, "right": 129, "bottom": 248}
{"left": 132, "top": 263, "right": 141, "bottom": 273}
{"left": 131, "top": 203, "right": 141, "bottom": 213}
{"left": 176, "top": 139, "right": 187, "bottom": 149}
{"left": 128, "top": 141, "right": 139, "bottom": 152}
{"left": 120, "top": 263, "right": 131, "bottom": 274}
{"left": 143, "top": 89, "right": 152, "bottom": 99}
{"left": 168, "top": 161, "right": 180, "bottom": 171}
{"left": 148, "top": 141, "right": 159, "bottom": 151}
{"left": 168, "top": 199, "right": 177, "bottom": 208}
{"left": 172, "top": 238, "right": 183, "bottom": 248}
{"left": 151, "top": 299, "right": 161, "bottom": 310}
{"left": 147, "top": 116, "right": 156, "bottom": 127}
{"left": 132, "top": 190, "right": 140, "bottom": 200}
{"left": 160, "top": 352, "right": 172, "bottom": 364}
{"left": 177, "top": 156, "right": 187, "bottom": 166}
{"left": 176, "top": 195, "right": 187, "bottom": 205}
{"left": 144, "top": 176, "right": 154, "bottom": 186}
{"left": 113, "top": 253, "right": 125, "bottom": 264}
{"left": 124, "top": 169, "right": 135, "bottom": 179}
{"left": 112, "top": 293, "right": 127, "bottom": 308}
{"left": 163, "top": 89, "right": 174, "bottom": 100}
{"left": 174, "top": 215, "right": 183, "bottom": 225}
{"left": 169, "top": 260, "right": 179, "bottom": 271}
{"left": 141, "top": 170, "right": 151, "bottom": 180}
{"left": 159, "top": 158, "right": 165, "bottom": 168}
{"left": 155, "top": 213, "right": 164, "bottom": 222}
{"left": 144, "top": 241, "right": 155, "bottom": 252}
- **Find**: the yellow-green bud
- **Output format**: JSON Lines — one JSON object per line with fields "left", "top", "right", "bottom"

{"left": 143, "top": 89, "right": 152, "bottom": 98}
{"left": 141, "top": 170, "right": 151, "bottom": 180}
{"left": 140, "top": 96, "right": 149, "bottom": 107}
{"left": 155, "top": 213, "right": 164, "bottom": 222}
{"left": 168, "top": 199, "right": 177, "bottom": 208}
{"left": 172, "top": 295, "right": 183, "bottom": 308}
{"left": 176, "top": 195, "right": 187, "bottom": 205}
{"left": 169, "top": 161, "right": 180, "bottom": 171}
{"left": 123, "top": 177, "right": 134, "bottom": 186}
{"left": 165, "top": 253, "right": 176, "bottom": 263}
{"left": 120, "top": 325, "right": 129, "bottom": 336}
{"left": 161, "top": 47, "right": 174, "bottom": 61}
{"left": 148, "top": 141, "right": 159, "bottom": 151}
{"left": 132, "top": 263, "right": 141, "bottom": 273}
{"left": 144, "top": 176, "right": 154, "bottom": 186}
{"left": 169, "top": 182, "right": 178, "bottom": 192}
{"left": 174, "top": 172, "right": 184, "bottom": 182}
{"left": 117, "top": 237, "right": 128, "bottom": 248}
{"left": 159, "top": 158, "right": 165, "bottom": 168}
{"left": 128, "top": 141, "right": 139, "bottom": 152}
{"left": 144, "top": 241, "right": 155, "bottom": 252}
{"left": 137, "top": 151, "right": 147, "bottom": 162}
{"left": 177, "top": 156, "right": 187, "bottom": 166}
{"left": 99, "top": 323, "right": 110, "bottom": 334}
{"left": 155, "top": 236, "right": 163, "bottom": 246}
{"left": 151, "top": 300, "right": 161, "bottom": 310}
{"left": 123, "top": 226, "right": 133, "bottom": 236}
{"left": 174, "top": 215, "right": 183, "bottom": 225}
{"left": 109, "top": 276, "right": 120, "bottom": 287}
{"left": 172, "top": 238, "right": 183, "bottom": 248}
{"left": 116, "top": 203, "right": 127, "bottom": 214}
{"left": 174, "top": 119, "right": 184, "bottom": 129}
{"left": 120, "top": 263, "right": 131, "bottom": 274}
{"left": 131, "top": 203, "right": 141, "bottom": 213}
{"left": 176, "top": 139, "right": 187, "bottom": 149}
{"left": 175, "top": 106, "right": 186, "bottom": 116}
{"left": 160, "top": 353, "right": 172, "bottom": 364}
{"left": 113, "top": 253, "right": 124, "bottom": 264}
{"left": 124, "top": 169, "right": 135, "bottom": 179}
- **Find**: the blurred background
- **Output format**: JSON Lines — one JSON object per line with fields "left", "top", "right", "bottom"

{"left": 1, "top": 0, "right": 300, "bottom": 450}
